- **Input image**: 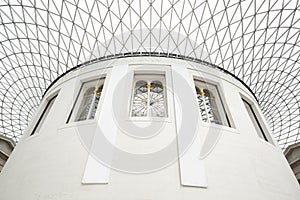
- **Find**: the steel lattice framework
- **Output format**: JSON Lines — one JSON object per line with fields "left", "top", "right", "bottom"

{"left": 0, "top": 0, "right": 299, "bottom": 149}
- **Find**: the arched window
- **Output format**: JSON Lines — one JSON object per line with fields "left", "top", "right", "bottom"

{"left": 195, "top": 80, "right": 230, "bottom": 126}
{"left": 131, "top": 74, "right": 167, "bottom": 118}
{"left": 76, "top": 87, "right": 95, "bottom": 121}
{"left": 67, "top": 78, "right": 105, "bottom": 123}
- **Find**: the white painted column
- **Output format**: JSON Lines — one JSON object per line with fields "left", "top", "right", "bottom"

{"left": 171, "top": 64, "right": 207, "bottom": 187}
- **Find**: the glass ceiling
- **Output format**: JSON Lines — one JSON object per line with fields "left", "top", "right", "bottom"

{"left": 0, "top": 0, "right": 299, "bottom": 149}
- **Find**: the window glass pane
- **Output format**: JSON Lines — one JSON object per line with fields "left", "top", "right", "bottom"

{"left": 149, "top": 81, "right": 165, "bottom": 117}
{"left": 131, "top": 74, "right": 167, "bottom": 118}
{"left": 76, "top": 87, "right": 95, "bottom": 121}
{"left": 67, "top": 78, "right": 105, "bottom": 123}
{"left": 203, "top": 89, "right": 222, "bottom": 124}
{"left": 131, "top": 80, "right": 148, "bottom": 117}
{"left": 195, "top": 80, "right": 229, "bottom": 126}
{"left": 196, "top": 86, "right": 208, "bottom": 122}
{"left": 89, "top": 85, "right": 103, "bottom": 119}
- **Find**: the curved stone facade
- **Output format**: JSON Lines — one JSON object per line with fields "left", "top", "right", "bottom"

{"left": 0, "top": 57, "right": 299, "bottom": 200}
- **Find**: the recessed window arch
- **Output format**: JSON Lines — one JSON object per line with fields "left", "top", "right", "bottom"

{"left": 194, "top": 79, "right": 230, "bottom": 127}
{"left": 242, "top": 98, "right": 271, "bottom": 143}
{"left": 131, "top": 74, "right": 167, "bottom": 118}
{"left": 30, "top": 94, "right": 58, "bottom": 136}
{"left": 67, "top": 78, "right": 105, "bottom": 123}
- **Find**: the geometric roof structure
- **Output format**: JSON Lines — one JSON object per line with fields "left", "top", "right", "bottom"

{"left": 0, "top": 0, "right": 299, "bottom": 150}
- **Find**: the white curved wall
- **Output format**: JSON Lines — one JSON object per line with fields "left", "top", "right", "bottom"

{"left": 0, "top": 57, "right": 299, "bottom": 200}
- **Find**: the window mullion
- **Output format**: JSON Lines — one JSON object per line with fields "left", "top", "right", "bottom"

{"left": 163, "top": 84, "right": 166, "bottom": 116}
{"left": 147, "top": 82, "right": 151, "bottom": 118}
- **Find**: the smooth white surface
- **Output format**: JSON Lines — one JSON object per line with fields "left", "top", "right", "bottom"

{"left": 82, "top": 155, "right": 109, "bottom": 184}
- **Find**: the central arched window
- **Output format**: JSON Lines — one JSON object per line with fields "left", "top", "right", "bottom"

{"left": 131, "top": 74, "right": 167, "bottom": 117}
